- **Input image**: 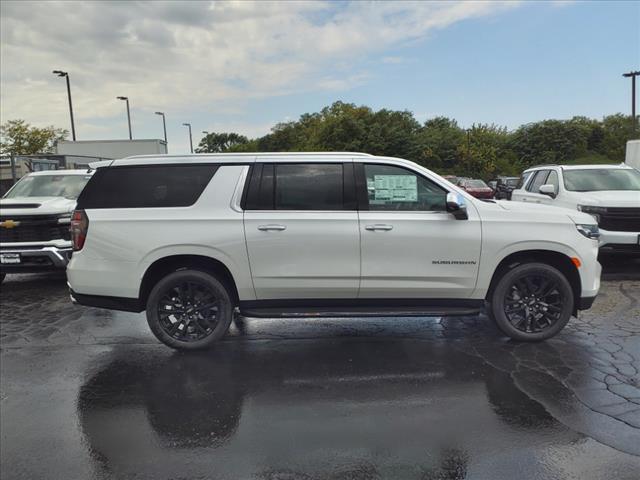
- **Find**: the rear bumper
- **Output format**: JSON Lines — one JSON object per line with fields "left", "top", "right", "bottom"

{"left": 0, "top": 245, "right": 72, "bottom": 273}
{"left": 69, "top": 287, "right": 143, "bottom": 313}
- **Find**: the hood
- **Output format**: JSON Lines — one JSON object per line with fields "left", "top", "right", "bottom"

{"left": 0, "top": 196, "right": 77, "bottom": 216}
{"left": 569, "top": 190, "right": 640, "bottom": 208}
{"left": 494, "top": 200, "right": 595, "bottom": 225}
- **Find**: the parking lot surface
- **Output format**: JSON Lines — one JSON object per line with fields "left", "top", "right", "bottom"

{"left": 1, "top": 258, "right": 639, "bottom": 480}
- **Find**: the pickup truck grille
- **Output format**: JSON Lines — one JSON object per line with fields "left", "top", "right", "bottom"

{"left": 599, "top": 207, "right": 640, "bottom": 233}
{"left": 0, "top": 215, "right": 70, "bottom": 243}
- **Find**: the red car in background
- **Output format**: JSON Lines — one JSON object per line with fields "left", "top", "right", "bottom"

{"left": 458, "top": 178, "right": 494, "bottom": 199}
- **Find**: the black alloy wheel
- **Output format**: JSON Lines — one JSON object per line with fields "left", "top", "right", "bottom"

{"left": 503, "top": 273, "right": 564, "bottom": 333}
{"left": 157, "top": 280, "right": 220, "bottom": 342}
{"left": 147, "top": 270, "right": 234, "bottom": 350}
{"left": 490, "top": 262, "right": 573, "bottom": 341}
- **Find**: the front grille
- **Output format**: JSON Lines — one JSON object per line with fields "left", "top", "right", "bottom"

{"left": 599, "top": 208, "right": 640, "bottom": 233}
{"left": 0, "top": 215, "right": 70, "bottom": 243}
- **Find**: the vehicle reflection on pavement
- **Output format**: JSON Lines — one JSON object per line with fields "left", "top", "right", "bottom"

{"left": 77, "top": 336, "right": 611, "bottom": 479}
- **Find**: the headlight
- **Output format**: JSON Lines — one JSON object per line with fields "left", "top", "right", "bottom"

{"left": 577, "top": 205, "right": 606, "bottom": 224}
{"left": 576, "top": 223, "right": 600, "bottom": 239}
{"left": 57, "top": 213, "right": 72, "bottom": 224}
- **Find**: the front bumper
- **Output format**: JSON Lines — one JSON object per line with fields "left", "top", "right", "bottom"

{"left": 599, "top": 229, "right": 640, "bottom": 254}
{"left": 0, "top": 244, "right": 72, "bottom": 273}
{"left": 577, "top": 296, "right": 597, "bottom": 311}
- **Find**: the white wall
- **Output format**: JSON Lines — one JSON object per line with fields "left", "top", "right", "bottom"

{"left": 625, "top": 140, "right": 640, "bottom": 170}
{"left": 56, "top": 139, "right": 168, "bottom": 159}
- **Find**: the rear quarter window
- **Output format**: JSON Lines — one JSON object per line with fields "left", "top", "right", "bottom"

{"left": 77, "top": 164, "right": 218, "bottom": 209}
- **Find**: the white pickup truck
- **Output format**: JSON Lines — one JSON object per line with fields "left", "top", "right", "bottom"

{"left": 510, "top": 164, "right": 640, "bottom": 255}
{"left": 0, "top": 170, "right": 93, "bottom": 282}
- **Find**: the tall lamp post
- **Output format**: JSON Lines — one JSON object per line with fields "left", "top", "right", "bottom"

{"left": 201, "top": 131, "right": 210, "bottom": 153}
{"left": 155, "top": 111, "right": 167, "bottom": 144}
{"left": 183, "top": 123, "right": 193, "bottom": 153}
{"left": 117, "top": 96, "right": 132, "bottom": 139}
{"left": 52, "top": 70, "right": 76, "bottom": 140}
{"left": 623, "top": 71, "right": 640, "bottom": 135}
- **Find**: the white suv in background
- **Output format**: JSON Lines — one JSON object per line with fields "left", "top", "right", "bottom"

{"left": 511, "top": 164, "right": 640, "bottom": 255}
{"left": 67, "top": 153, "right": 601, "bottom": 350}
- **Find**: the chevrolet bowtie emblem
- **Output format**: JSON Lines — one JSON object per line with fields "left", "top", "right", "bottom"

{"left": 0, "top": 220, "right": 20, "bottom": 229}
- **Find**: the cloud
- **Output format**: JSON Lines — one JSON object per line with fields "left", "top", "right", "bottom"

{"left": 1, "top": 0, "right": 521, "bottom": 136}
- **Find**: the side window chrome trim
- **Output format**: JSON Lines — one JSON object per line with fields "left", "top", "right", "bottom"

{"left": 230, "top": 165, "right": 250, "bottom": 212}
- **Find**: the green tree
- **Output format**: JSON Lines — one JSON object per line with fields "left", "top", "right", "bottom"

{"left": 417, "top": 117, "right": 465, "bottom": 172}
{"left": 0, "top": 119, "right": 68, "bottom": 155}
{"left": 600, "top": 114, "right": 637, "bottom": 162}
{"left": 196, "top": 104, "right": 636, "bottom": 179}
{"left": 195, "top": 132, "right": 249, "bottom": 153}
{"left": 457, "top": 124, "right": 515, "bottom": 179}
{"left": 510, "top": 119, "right": 589, "bottom": 168}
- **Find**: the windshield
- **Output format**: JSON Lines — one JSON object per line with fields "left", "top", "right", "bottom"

{"left": 3, "top": 174, "right": 92, "bottom": 199}
{"left": 466, "top": 180, "right": 489, "bottom": 188}
{"left": 563, "top": 169, "right": 640, "bottom": 192}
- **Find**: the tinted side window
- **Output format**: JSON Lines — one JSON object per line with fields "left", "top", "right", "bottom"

{"left": 363, "top": 164, "right": 446, "bottom": 211}
{"left": 516, "top": 171, "right": 533, "bottom": 189}
{"left": 77, "top": 165, "right": 217, "bottom": 209}
{"left": 274, "top": 164, "right": 344, "bottom": 210}
{"left": 527, "top": 170, "right": 549, "bottom": 193}
{"left": 244, "top": 164, "right": 275, "bottom": 210}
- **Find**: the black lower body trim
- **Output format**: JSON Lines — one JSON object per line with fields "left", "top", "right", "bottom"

{"left": 70, "top": 289, "right": 143, "bottom": 313}
{"left": 577, "top": 296, "right": 597, "bottom": 311}
{"left": 239, "top": 298, "right": 484, "bottom": 318}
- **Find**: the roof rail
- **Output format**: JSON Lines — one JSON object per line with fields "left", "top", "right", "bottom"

{"left": 526, "top": 164, "right": 561, "bottom": 170}
{"left": 125, "top": 151, "right": 373, "bottom": 160}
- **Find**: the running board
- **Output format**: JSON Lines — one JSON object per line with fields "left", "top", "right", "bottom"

{"left": 239, "top": 305, "right": 482, "bottom": 319}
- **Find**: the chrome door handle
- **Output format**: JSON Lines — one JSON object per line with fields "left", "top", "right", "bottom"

{"left": 258, "top": 224, "right": 286, "bottom": 231}
{"left": 365, "top": 224, "right": 393, "bottom": 231}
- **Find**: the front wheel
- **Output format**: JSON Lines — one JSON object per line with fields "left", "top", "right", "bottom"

{"left": 490, "top": 263, "right": 573, "bottom": 341}
{"left": 146, "top": 270, "right": 234, "bottom": 350}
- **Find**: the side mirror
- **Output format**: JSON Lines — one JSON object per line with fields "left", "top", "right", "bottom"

{"left": 446, "top": 192, "right": 468, "bottom": 220}
{"left": 538, "top": 184, "right": 556, "bottom": 198}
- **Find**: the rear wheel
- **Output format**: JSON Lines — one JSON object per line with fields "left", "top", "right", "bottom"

{"left": 146, "top": 269, "right": 234, "bottom": 350}
{"left": 490, "top": 263, "right": 573, "bottom": 341}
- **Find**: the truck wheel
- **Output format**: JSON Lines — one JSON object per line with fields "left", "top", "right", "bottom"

{"left": 146, "top": 269, "right": 234, "bottom": 350}
{"left": 490, "top": 263, "right": 573, "bottom": 341}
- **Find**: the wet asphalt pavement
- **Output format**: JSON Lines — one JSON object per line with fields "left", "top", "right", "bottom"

{"left": 1, "top": 258, "right": 639, "bottom": 480}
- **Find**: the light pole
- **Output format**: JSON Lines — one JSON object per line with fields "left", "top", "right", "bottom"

{"left": 201, "top": 131, "right": 210, "bottom": 153}
{"left": 623, "top": 71, "right": 640, "bottom": 135}
{"left": 155, "top": 111, "right": 167, "bottom": 144}
{"left": 52, "top": 70, "right": 76, "bottom": 140}
{"left": 183, "top": 123, "right": 193, "bottom": 153}
{"left": 117, "top": 96, "right": 132, "bottom": 139}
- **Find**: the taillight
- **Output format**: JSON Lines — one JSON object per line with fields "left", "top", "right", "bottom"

{"left": 70, "top": 209, "right": 89, "bottom": 251}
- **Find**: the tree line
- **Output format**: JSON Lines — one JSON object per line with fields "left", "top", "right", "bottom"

{"left": 2, "top": 102, "right": 636, "bottom": 180}
{"left": 197, "top": 101, "right": 637, "bottom": 179}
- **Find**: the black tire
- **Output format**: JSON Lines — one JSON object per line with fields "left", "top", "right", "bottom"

{"left": 146, "top": 269, "right": 234, "bottom": 350}
{"left": 0, "top": 273, "right": 5, "bottom": 284}
{"left": 490, "top": 262, "right": 573, "bottom": 342}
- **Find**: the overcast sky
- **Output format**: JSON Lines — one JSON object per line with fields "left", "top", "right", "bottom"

{"left": 1, "top": 0, "right": 638, "bottom": 154}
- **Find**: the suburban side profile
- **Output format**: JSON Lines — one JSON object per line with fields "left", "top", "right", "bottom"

{"left": 67, "top": 153, "right": 602, "bottom": 350}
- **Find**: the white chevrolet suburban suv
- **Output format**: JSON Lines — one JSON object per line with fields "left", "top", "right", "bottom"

{"left": 511, "top": 164, "right": 640, "bottom": 255}
{"left": 0, "top": 170, "right": 93, "bottom": 282}
{"left": 67, "top": 153, "right": 601, "bottom": 350}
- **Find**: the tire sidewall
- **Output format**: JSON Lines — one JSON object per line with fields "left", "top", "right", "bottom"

{"left": 491, "top": 263, "right": 573, "bottom": 342}
{"left": 146, "top": 270, "right": 233, "bottom": 350}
